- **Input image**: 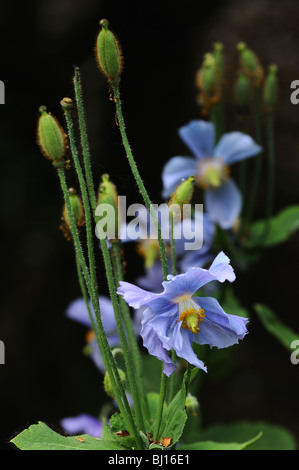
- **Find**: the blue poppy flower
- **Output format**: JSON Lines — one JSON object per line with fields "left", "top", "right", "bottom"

{"left": 60, "top": 413, "right": 103, "bottom": 438}
{"left": 117, "top": 252, "right": 248, "bottom": 376}
{"left": 66, "top": 295, "right": 141, "bottom": 373}
{"left": 162, "top": 120, "right": 261, "bottom": 229}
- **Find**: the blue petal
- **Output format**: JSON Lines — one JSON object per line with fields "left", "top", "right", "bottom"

{"left": 161, "top": 156, "right": 197, "bottom": 199}
{"left": 193, "top": 296, "right": 248, "bottom": 348}
{"left": 213, "top": 131, "right": 262, "bottom": 165}
{"left": 117, "top": 281, "right": 161, "bottom": 309}
{"left": 141, "top": 308, "right": 176, "bottom": 376}
{"left": 178, "top": 120, "right": 215, "bottom": 160}
{"left": 170, "top": 323, "right": 207, "bottom": 372}
{"left": 66, "top": 298, "right": 94, "bottom": 328}
{"left": 205, "top": 178, "right": 242, "bottom": 229}
{"left": 208, "top": 251, "right": 236, "bottom": 283}
{"left": 60, "top": 414, "right": 103, "bottom": 437}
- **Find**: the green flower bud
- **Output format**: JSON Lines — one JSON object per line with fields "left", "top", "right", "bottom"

{"left": 97, "top": 174, "right": 119, "bottom": 240}
{"left": 237, "top": 42, "right": 264, "bottom": 86}
{"left": 37, "top": 106, "right": 66, "bottom": 164}
{"left": 263, "top": 64, "right": 278, "bottom": 110}
{"left": 104, "top": 369, "right": 126, "bottom": 398}
{"left": 185, "top": 393, "right": 199, "bottom": 417}
{"left": 60, "top": 188, "right": 85, "bottom": 240}
{"left": 168, "top": 176, "right": 195, "bottom": 222}
{"left": 234, "top": 71, "right": 251, "bottom": 107}
{"left": 95, "top": 19, "right": 123, "bottom": 86}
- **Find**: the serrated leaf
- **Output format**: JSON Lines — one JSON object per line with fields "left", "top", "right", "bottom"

{"left": 11, "top": 421, "right": 127, "bottom": 450}
{"left": 254, "top": 303, "right": 299, "bottom": 350}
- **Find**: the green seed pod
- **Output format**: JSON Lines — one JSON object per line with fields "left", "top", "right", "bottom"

{"left": 37, "top": 106, "right": 66, "bottom": 163}
{"left": 168, "top": 176, "right": 195, "bottom": 222}
{"left": 104, "top": 368, "right": 126, "bottom": 398}
{"left": 234, "top": 71, "right": 251, "bottom": 107}
{"left": 95, "top": 19, "right": 123, "bottom": 86}
{"left": 185, "top": 393, "right": 199, "bottom": 417}
{"left": 213, "top": 42, "right": 224, "bottom": 79}
{"left": 237, "top": 42, "right": 264, "bottom": 86}
{"left": 198, "top": 53, "right": 217, "bottom": 96}
{"left": 97, "top": 174, "right": 119, "bottom": 240}
{"left": 263, "top": 64, "right": 278, "bottom": 110}
{"left": 60, "top": 188, "right": 85, "bottom": 240}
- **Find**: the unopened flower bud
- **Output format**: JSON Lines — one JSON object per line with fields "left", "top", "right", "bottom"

{"left": 95, "top": 19, "right": 123, "bottom": 86}
{"left": 263, "top": 64, "right": 278, "bottom": 110}
{"left": 104, "top": 368, "right": 126, "bottom": 398}
{"left": 96, "top": 174, "right": 119, "bottom": 240}
{"left": 234, "top": 71, "right": 251, "bottom": 108}
{"left": 37, "top": 106, "right": 66, "bottom": 164}
{"left": 237, "top": 42, "right": 264, "bottom": 87}
{"left": 168, "top": 176, "right": 195, "bottom": 223}
{"left": 185, "top": 393, "right": 199, "bottom": 417}
{"left": 60, "top": 188, "right": 85, "bottom": 240}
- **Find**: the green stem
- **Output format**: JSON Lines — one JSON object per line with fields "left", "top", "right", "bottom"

{"left": 247, "top": 87, "right": 263, "bottom": 223}
{"left": 65, "top": 93, "right": 145, "bottom": 441}
{"left": 265, "top": 111, "right": 275, "bottom": 222}
{"left": 153, "top": 371, "right": 167, "bottom": 441}
{"left": 56, "top": 165, "right": 135, "bottom": 437}
{"left": 112, "top": 85, "right": 169, "bottom": 281}
{"left": 112, "top": 84, "right": 170, "bottom": 441}
{"left": 110, "top": 240, "right": 150, "bottom": 421}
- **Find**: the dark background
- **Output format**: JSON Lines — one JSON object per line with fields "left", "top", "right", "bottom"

{"left": 1, "top": 0, "right": 299, "bottom": 450}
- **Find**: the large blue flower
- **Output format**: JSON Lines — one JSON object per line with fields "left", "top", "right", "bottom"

{"left": 117, "top": 252, "right": 248, "bottom": 376}
{"left": 162, "top": 120, "right": 261, "bottom": 229}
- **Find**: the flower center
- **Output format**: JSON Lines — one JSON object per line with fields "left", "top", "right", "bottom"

{"left": 196, "top": 156, "right": 230, "bottom": 190}
{"left": 178, "top": 297, "right": 206, "bottom": 334}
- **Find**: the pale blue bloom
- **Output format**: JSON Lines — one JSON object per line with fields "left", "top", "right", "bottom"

{"left": 162, "top": 120, "right": 261, "bottom": 229}
{"left": 117, "top": 252, "right": 248, "bottom": 376}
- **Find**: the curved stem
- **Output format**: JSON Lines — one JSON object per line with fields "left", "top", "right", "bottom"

{"left": 112, "top": 85, "right": 169, "bottom": 281}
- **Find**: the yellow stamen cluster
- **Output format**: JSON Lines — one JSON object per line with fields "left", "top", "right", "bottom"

{"left": 178, "top": 305, "right": 206, "bottom": 334}
{"left": 197, "top": 158, "right": 230, "bottom": 190}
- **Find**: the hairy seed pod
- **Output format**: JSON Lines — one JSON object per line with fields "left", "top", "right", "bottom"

{"left": 60, "top": 188, "right": 85, "bottom": 240}
{"left": 97, "top": 174, "right": 119, "bottom": 240}
{"left": 95, "top": 19, "right": 123, "bottom": 86}
{"left": 168, "top": 176, "right": 195, "bottom": 222}
{"left": 263, "top": 64, "right": 278, "bottom": 110}
{"left": 237, "top": 42, "right": 264, "bottom": 87}
{"left": 104, "top": 368, "right": 126, "bottom": 398}
{"left": 234, "top": 71, "right": 251, "bottom": 108}
{"left": 37, "top": 106, "right": 66, "bottom": 163}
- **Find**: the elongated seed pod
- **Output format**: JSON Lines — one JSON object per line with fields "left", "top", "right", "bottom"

{"left": 95, "top": 19, "right": 123, "bottom": 85}
{"left": 37, "top": 106, "right": 66, "bottom": 163}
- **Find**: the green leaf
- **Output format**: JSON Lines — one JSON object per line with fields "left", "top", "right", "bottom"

{"left": 182, "top": 421, "right": 297, "bottom": 450}
{"left": 180, "top": 432, "right": 262, "bottom": 450}
{"left": 246, "top": 205, "right": 299, "bottom": 248}
{"left": 254, "top": 303, "right": 299, "bottom": 350}
{"left": 11, "top": 421, "right": 127, "bottom": 450}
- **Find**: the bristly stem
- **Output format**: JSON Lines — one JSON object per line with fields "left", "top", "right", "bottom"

{"left": 111, "top": 85, "right": 169, "bottom": 281}
{"left": 111, "top": 84, "right": 169, "bottom": 443}
{"left": 56, "top": 165, "right": 135, "bottom": 438}
{"left": 110, "top": 240, "right": 150, "bottom": 421}
{"left": 67, "top": 88, "right": 146, "bottom": 438}
{"left": 265, "top": 111, "right": 275, "bottom": 223}
{"left": 247, "top": 87, "right": 263, "bottom": 223}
